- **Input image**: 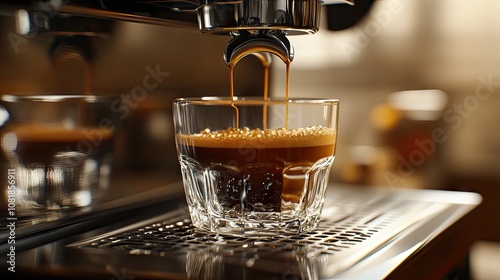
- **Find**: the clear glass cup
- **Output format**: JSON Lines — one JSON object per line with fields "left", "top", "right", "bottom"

{"left": 0, "top": 95, "right": 118, "bottom": 223}
{"left": 173, "top": 97, "right": 339, "bottom": 235}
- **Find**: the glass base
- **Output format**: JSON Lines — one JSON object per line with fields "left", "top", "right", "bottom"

{"left": 180, "top": 156, "right": 333, "bottom": 236}
{"left": 202, "top": 211, "right": 322, "bottom": 236}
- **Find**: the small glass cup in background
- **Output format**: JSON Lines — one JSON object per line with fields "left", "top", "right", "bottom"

{"left": 173, "top": 97, "right": 339, "bottom": 235}
{"left": 0, "top": 95, "right": 118, "bottom": 223}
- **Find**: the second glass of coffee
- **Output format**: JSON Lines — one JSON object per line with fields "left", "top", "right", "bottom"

{"left": 0, "top": 95, "right": 118, "bottom": 223}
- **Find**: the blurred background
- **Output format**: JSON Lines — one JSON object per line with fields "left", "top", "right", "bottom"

{"left": 1, "top": 0, "right": 500, "bottom": 278}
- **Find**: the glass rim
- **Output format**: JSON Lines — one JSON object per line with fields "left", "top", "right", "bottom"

{"left": 173, "top": 96, "right": 340, "bottom": 106}
{"left": 0, "top": 94, "right": 117, "bottom": 103}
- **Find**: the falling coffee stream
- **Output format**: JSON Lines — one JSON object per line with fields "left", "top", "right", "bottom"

{"left": 48, "top": 42, "right": 97, "bottom": 136}
{"left": 228, "top": 47, "right": 291, "bottom": 129}
{"left": 50, "top": 39, "right": 95, "bottom": 95}
{"left": 84, "top": 63, "right": 94, "bottom": 95}
{"left": 251, "top": 53, "right": 270, "bottom": 129}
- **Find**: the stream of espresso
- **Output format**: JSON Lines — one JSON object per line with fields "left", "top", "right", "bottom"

{"left": 251, "top": 52, "right": 271, "bottom": 129}
{"left": 228, "top": 47, "right": 291, "bottom": 129}
{"left": 84, "top": 63, "right": 94, "bottom": 95}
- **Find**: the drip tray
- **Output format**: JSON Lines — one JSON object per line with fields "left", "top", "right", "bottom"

{"left": 67, "top": 185, "right": 481, "bottom": 279}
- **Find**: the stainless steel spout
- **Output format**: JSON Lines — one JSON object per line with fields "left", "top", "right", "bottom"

{"left": 224, "top": 31, "right": 294, "bottom": 65}
{"left": 198, "top": 0, "right": 352, "bottom": 64}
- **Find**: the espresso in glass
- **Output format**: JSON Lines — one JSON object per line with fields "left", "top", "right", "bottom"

{"left": 174, "top": 98, "right": 339, "bottom": 235}
{"left": 174, "top": 41, "right": 338, "bottom": 235}
{"left": 177, "top": 126, "right": 336, "bottom": 213}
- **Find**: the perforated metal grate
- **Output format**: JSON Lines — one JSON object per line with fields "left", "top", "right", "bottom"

{"left": 80, "top": 217, "right": 379, "bottom": 256}
{"left": 71, "top": 189, "right": 444, "bottom": 277}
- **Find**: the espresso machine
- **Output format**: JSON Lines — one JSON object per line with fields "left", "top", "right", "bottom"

{"left": 1, "top": 0, "right": 362, "bottom": 65}
{"left": 0, "top": 1, "right": 486, "bottom": 280}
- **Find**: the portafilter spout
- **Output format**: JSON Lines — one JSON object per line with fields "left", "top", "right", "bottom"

{"left": 209, "top": 0, "right": 352, "bottom": 65}
{"left": 224, "top": 31, "right": 293, "bottom": 65}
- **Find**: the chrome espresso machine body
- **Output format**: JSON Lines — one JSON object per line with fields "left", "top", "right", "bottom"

{"left": 2, "top": 0, "right": 354, "bottom": 64}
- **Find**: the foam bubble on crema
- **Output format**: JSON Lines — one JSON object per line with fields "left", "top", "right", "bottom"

{"left": 178, "top": 126, "right": 337, "bottom": 148}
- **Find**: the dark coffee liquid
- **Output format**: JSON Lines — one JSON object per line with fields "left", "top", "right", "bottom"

{"left": 2, "top": 124, "right": 114, "bottom": 164}
{"left": 177, "top": 127, "right": 336, "bottom": 212}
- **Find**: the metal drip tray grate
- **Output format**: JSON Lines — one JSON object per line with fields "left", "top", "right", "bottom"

{"left": 69, "top": 187, "right": 460, "bottom": 278}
